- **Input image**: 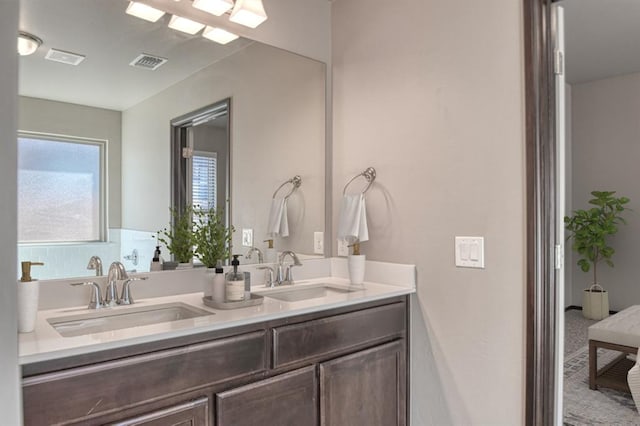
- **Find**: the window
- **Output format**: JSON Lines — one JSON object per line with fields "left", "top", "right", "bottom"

{"left": 192, "top": 151, "right": 217, "bottom": 210}
{"left": 18, "top": 133, "right": 106, "bottom": 243}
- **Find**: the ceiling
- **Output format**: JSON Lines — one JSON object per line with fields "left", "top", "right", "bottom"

{"left": 562, "top": 0, "right": 640, "bottom": 84}
{"left": 19, "top": 0, "right": 254, "bottom": 111}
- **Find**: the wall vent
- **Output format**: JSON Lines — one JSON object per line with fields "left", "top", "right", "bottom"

{"left": 129, "top": 53, "right": 168, "bottom": 70}
{"left": 45, "top": 48, "right": 85, "bottom": 66}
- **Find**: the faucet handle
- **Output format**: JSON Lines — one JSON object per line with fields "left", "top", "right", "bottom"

{"left": 257, "top": 266, "right": 275, "bottom": 288}
{"left": 118, "top": 276, "right": 148, "bottom": 305}
{"left": 284, "top": 263, "right": 301, "bottom": 285}
{"left": 70, "top": 281, "right": 104, "bottom": 309}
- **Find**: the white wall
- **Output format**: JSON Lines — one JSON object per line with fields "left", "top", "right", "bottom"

{"left": 122, "top": 42, "right": 325, "bottom": 258}
{"left": 570, "top": 72, "right": 640, "bottom": 310}
{"left": 332, "top": 0, "right": 526, "bottom": 424}
{"left": 0, "top": 0, "right": 22, "bottom": 423}
{"left": 18, "top": 96, "right": 122, "bottom": 227}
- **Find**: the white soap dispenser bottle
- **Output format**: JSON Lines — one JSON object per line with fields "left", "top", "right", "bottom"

{"left": 348, "top": 242, "right": 366, "bottom": 287}
{"left": 264, "top": 239, "right": 277, "bottom": 264}
{"left": 18, "top": 261, "right": 44, "bottom": 333}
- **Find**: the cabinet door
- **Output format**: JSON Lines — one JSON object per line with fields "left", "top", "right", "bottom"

{"left": 216, "top": 366, "right": 317, "bottom": 426}
{"left": 107, "top": 396, "right": 209, "bottom": 426}
{"left": 320, "top": 341, "right": 406, "bottom": 426}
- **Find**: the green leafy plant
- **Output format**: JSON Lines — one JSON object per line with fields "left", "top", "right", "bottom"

{"left": 157, "top": 205, "right": 195, "bottom": 263}
{"left": 564, "top": 191, "right": 631, "bottom": 285}
{"left": 193, "top": 207, "right": 234, "bottom": 268}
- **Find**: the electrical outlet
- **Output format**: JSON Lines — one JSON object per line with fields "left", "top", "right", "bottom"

{"left": 337, "top": 238, "right": 349, "bottom": 257}
{"left": 242, "top": 228, "right": 253, "bottom": 247}
{"left": 314, "top": 232, "right": 324, "bottom": 254}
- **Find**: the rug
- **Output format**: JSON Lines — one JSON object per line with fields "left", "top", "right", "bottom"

{"left": 564, "top": 345, "right": 639, "bottom": 425}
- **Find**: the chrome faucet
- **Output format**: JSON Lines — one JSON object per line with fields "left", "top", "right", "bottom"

{"left": 70, "top": 281, "right": 105, "bottom": 309}
{"left": 257, "top": 265, "right": 276, "bottom": 288}
{"left": 106, "top": 261, "right": 128, "bottom": 306}
{"left": 245, "top": 247, "right": 264, "bottom": 264}
{"left": 277, "top": 250, "right": 302, "bottom": 286}
{"left": 87, "top": 256, "right": 103, "bottom": 276}
{"left": 118, "top": 276, "right": 149, "bottom": 305}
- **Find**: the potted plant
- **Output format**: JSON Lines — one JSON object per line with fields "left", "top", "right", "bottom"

{"left": 158, "top": 205, "right": 195, "bottom": 267}
{"left": 564, "top": 190, "right": 631, "bottom": 319}
{"left": 193, "top": 207, "right": 234, "bottom": 268}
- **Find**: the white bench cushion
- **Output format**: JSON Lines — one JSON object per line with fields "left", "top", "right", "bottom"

{"left": 589, "top": 305, "right": 640, "bottom": 348}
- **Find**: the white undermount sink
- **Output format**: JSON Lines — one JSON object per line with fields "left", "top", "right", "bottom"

{"left": 256, "top": 283, "right": 362, "bottom": 302}
{"left": 48, "top": 302, "right": 214, "bottom": 338}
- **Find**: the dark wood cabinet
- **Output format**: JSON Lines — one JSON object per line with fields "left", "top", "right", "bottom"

{"left": 22, "top": 296, "right": 408, "bottom": 426}
{"left": 216, "top": 366, "right": 317, "bottom": 426}
{"left": 108, "top": 397, "right": 209, "bottom": 426}
{"left": 319, "top": 341, "right": 406, "bottom": 426}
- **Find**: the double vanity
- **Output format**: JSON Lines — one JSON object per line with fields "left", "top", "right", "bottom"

{"left": 19, "top": 259, "right": 415, "bottom": 425}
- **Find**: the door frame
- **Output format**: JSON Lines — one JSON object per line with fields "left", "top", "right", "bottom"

{"left": 524, "top": 0, "right": 561, "bottom": 424}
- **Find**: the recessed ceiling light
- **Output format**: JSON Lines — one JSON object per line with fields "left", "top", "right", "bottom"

{"left": 202, "top": 26, "right": 239, "bottom": 44}
{"left": 229, "top": 0, "right": 267, "bottom": 29}
{"left": 193, "top": 0, "right": 234, "bottom": 17}
{"left": 168, "top": 15, "right": 205, "bottom": 35}
{"left": 126, "top": 1, "right": 165, "bottom": 23}
{"left": 17, "top": 32, "right": 42, "bottom": 56}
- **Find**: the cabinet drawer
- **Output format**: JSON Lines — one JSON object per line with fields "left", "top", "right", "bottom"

{"left": 23, "top": 331, "right": 266, "bottom": 425}
{"left": 216, "top": 366, "right": 317, "bottom": 426}
{"left": 108, "top": 396, "right": 209, "bottom": 426}
{"left": 272, "top": 302, "right": 405, "bottom": 368}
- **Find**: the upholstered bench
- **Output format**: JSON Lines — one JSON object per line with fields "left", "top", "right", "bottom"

{"left": 588, "top": 305, "right": 640, "bottom": 392}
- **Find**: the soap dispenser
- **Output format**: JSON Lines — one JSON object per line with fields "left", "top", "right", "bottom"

{"left": 18, "top": 261, "right": 44, "bottom": 333}
{"left": 348, "top": 242, "right": 366, "bottom": 286}
{"left": 264, "top": 239, "right": 277, "bottom": 264}
{"left": 150, "top": 246, "right": 163, "bottom": 272}
{"left": 225, "top": 255, "right": 245, "bottom": 301}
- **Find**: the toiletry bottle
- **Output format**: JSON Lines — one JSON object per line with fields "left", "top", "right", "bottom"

{"left": 18, "top": 261, "right": 44, "bottom": 333}
{"left": 264, "top": 239, "right": 277, "bottom": 264}
{"left": 244, "top": 271, "right": 251, "bottom": 299}
{"left": 212, "top": 260, "right": 225, "bottom": 302}
{"left": 225, "top": 255, "right": 245, "bottom": 301}
{"left": 150, "top": 246, "right": 163, "bottom": 271}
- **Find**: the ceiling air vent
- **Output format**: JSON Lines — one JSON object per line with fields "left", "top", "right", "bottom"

{"left": 45, "top": 48, "right": 85, "bottom": 66}
{"left": 129, "top": 53, "right": 168, "bottom": 71}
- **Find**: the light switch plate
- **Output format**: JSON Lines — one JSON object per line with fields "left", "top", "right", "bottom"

{"left": 337, "top": 239, "right": 349, "bottom": 257}
{"left": 242, "top": 228, "right": 253, "bottom": 247}
{"left": 314, "top": 232, "right": 324, "bottom": 254}
{"left": 455, "top": 236, "right": 485, "bottom": 268}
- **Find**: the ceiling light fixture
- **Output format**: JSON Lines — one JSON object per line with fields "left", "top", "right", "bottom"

{"left": 17, "top": 31, "right": 42, "bottom": 56}
{"left": 126, "top": 1, "right": 166, "bottom": 22}
{"left": 192, "top": 0, "right": 234, "bottom": 17}
{"left": 168, "top": 14, "right": 206, "bottom": 34}
{"left": 229, "top": 0, "right": 268, "bottom": 29}
{"left": 202, "top": 26, "right": 239, "bottom": 44}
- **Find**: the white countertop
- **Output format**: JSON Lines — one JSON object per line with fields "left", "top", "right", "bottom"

{"left": 19, "top": 276, "right": 414, "bottom": 365}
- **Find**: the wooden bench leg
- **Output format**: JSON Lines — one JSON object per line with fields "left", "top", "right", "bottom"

{"left": 589, "top": 340, "right": 597, "bottom": 390}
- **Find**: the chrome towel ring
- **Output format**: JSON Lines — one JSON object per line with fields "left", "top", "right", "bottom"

{"left": 272, "top": 175, "right": 302, "bottom": 200}
{"left": 343, "top": 167, "right": 376, "bottom": 195}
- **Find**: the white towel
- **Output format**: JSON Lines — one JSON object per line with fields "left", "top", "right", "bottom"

{"left": 337, "top": 193, "right": 369, "bottom": 243}
{"left": 267, "top": 197, "right": 289, "bottom": 237}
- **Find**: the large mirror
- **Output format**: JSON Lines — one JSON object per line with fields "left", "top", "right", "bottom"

{"left": 17, "top": 0, "right": 326, "bottom": 280}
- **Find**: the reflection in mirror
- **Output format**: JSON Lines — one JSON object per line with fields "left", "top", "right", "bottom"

{"left": 18, "top": 0, "right": 326, "bottom": 279}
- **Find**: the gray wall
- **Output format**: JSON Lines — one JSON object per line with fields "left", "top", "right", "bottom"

{"left": 0, "top": 0, "right": 21, "bottom": 423}
{"left": 332, "top": 0, "right": 525, "bottom": 424}
{"left": 570, "top": 72, "right": 640, "bottom": 310}
{"left": 18, "top": 96, "right": 123, "bottom": 228}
